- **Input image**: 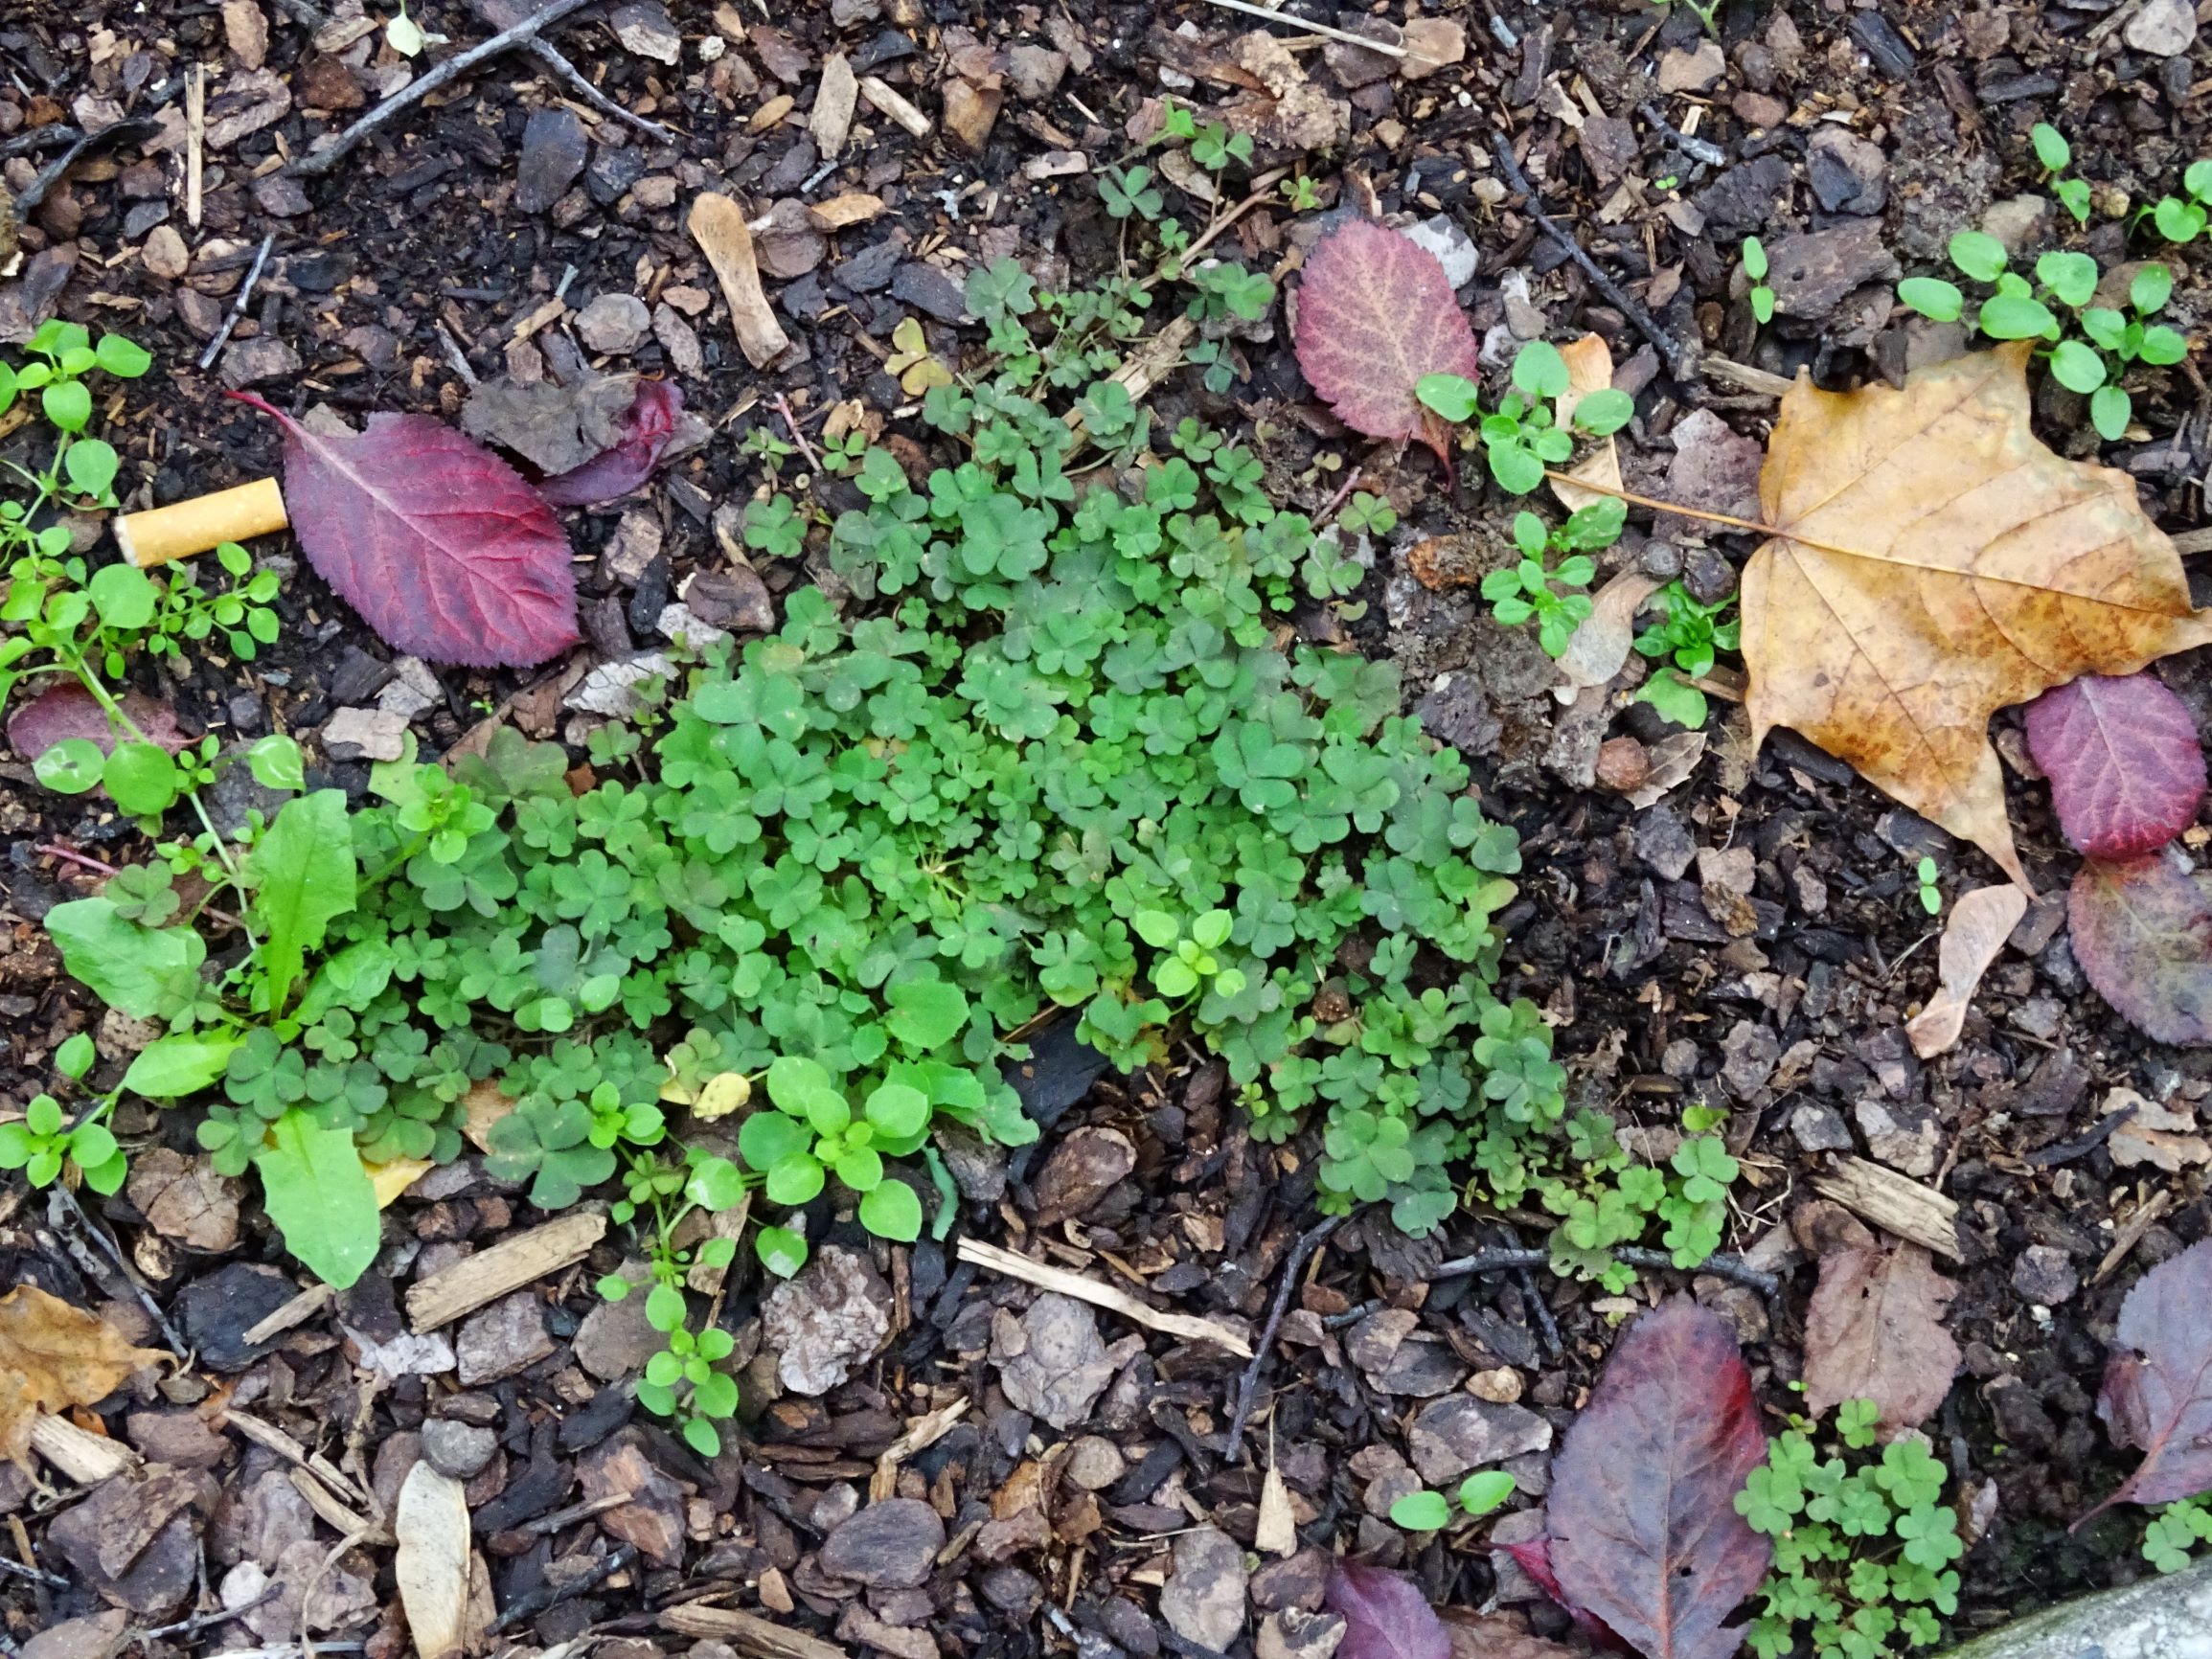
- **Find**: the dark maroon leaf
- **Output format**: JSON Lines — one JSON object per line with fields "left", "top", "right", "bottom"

{"left": 1325, "top": 1558, "right": 1448, "bottom": 1659}
{"left": 1496, "top": 1539, "right": 1631, "bottom": 1652}
{"left": 2067, "top": 850, "right": 2212, "bottom": 1045}
{"left": 2024, "top": 671, "right": 2205, "bottom": 858}
{"left": 7, "top": 681, "right": 185, "bottom": 762}
{"left": 1291, "top": 218, "right": 1481, "bottom": 474}
{"left": 229, "top": 392, "right": 578, "bottom": 669}
{"left": 2087, "top": 1238, "right": 2212, "bottom": 1520}
{"left": 1546, "top": 1299, "right": 1772, "bottom": 1659}
{"left": 537, "top": 378, "right": 687, "bottom": 507}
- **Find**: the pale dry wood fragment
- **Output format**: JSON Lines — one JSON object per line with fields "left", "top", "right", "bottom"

{"left": 869, "top": 1398, "right": 969, "bottom": 1502}
{"left": 406, "top": 1210, "right": 606, "bottom": 1331}
{"left": 957, "top": 1238, "right": 1254, "bottom": 1356}
{"left": 186, "top": 66, "right": 205, "bottom": 229}
{"left": 1810, "top": 1157, "right": 1962, "bottom": 1261}
{"left": 810, "top": 54, "right": 857, "bottom": 161}
{"left": 688, "top": 193, "right": 791, "bottom": 369}
{"left": 1906, "top": 884, "right": 2030, "bottom": 1058}
{"left": 1700, "top": 354, "right": 1796, "bottom": 397}
{"left": 290, "top": 1467, "right": 377, "bottom": 1537}
{"left": 1195, "top": 0, "right": 1408, "bottom": 55}
{"left": 659, "top": 1602, "right": 849, "bottom": 1659}
{"left": 30, "top": 1413, "right": 138, "bottom": 1483}
{"left": 2094, "top": 1188, "right": 2174, "bottom": 1285}
{"left": 807, "top": 193, "right": 885, "bottom": 231}
{"left": 395, "top": 1463, "right": 472, "bottom": 1659}
{"left": 241, "top": 1283, "right": 331, "bottom": 1346}
{"left": 858, "top": 76, "right": 930, "bottom": 138}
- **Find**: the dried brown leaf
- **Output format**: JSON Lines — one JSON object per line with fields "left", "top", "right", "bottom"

{"left": 1904, "top": 883, "right": 2029, "bottom": 1058}
{"left": 1800, "top": 1243, "right": 1962, "bottom": 1437}
{"left": 689, "top": 192, "right": 790, "bottom": 369}
{"left": 1743, "top": 345, "right": 2212, "bottom": 885}
{"left": 1551, "top": 332, "right": 1624, "bottom": 514}
{"left": 0, "top": 1286, "right": 164, "bottom": 1469}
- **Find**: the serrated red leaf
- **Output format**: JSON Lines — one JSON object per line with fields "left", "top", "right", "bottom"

{"left": 2067, "top": 850, "right": 2212, "bottom": 1045}
{"left": 2024, "top": 671, "right": 2205, "bottom": 858}
{"left": 7, "top": 681, "right": 184, "bottom": 761}
{"left": 1496, "top": 1539, "right": 1631, "bottom": 1651}
{"left": 2085, "top": 1239, "right": 2212, "bottom": 1521}
{"left": 1546, "top": 1299, "right": 1772, "bottom": 1659}
{"left": 229, "top": 393, "right": 578, "bottom": 669}
{"left": 1292, "top": 219, "right": 1481, "bottom": 473}
{"left": 1324, "top": 1558, "right": 1448, "bottom": 1659}
{"left": 537, "top": 377, "right": 687, "bottom": 507}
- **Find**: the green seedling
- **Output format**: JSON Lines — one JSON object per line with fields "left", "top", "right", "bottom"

{"left": 1633, "top": 581, "right": 1740, "bottom": 732}
{"left": 2147, "top": 158, "right": 2212, "bottom": 243}
{"left": 1744, "top": 237, "right": 1776, "bottom": 325}
{"left": 1390, "top": 1469, "right": 1520, "bottom": 1532}
{"left": 1915, "top": 857, "right": 1941, "bottom": 917}
{"left": 1417, "top": 340, "right": 1633, "bottom": 495}
{"left": 2031, "top": 124, "right": 2092, "bottom": 226}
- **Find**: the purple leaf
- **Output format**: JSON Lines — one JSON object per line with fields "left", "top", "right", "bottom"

{"left": 8, "top": 681, "right": 185, "bottom": 762}
{"left": 1547, "top": 1299, "right": 1772, "bottom": 1659}
{"left": 2024, "top": 671, "right": 2205, "bottom": 858}
{"left": 229, "top": 392, "right": 578, "bottom": 669}
{"left": 2067, "top": 849, "right": 2212, "bottom": 1045}
{"left": 1496, "top": 1539, "right": 1632, "bottom": 1651}
{"left": 2086, "top": 1238, "right": 2212, "bottom": 1521}
{"left": 537, "top": 377, "right": 687, "bottom": 507}
{"left": 1325, "top": 1558, "right": 1448, "bottom": 1659}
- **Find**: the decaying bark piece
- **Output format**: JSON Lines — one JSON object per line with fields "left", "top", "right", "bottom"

{"left": 659, "top": 1602, "right": 849, "bottom": 1659}
{"left": 406, "top": 1210, "right": 606, "bottom": 1331}
{"left": 958, "top": 1238, "right": 1253, "bottom": 1356}
{"left": 1810, "top": 1156, "right": 1962, "bottom": 1260}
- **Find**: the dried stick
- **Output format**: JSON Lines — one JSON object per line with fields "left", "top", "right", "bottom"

{"left": 47, "top": 1183, "right": 192, "bottom": 1356}
{"left": 1493, "top": 136, "right": 1694, "bottom": 380}
{"left": 489, "top": 1545, "right": 635, "bottom": 1634}
{"left": 1222, "top": 1214, "right": 1341, "bottom": 1463}
{"left": 18, "top": 118, "right": 161, "bottom": 213}
{"left": 1194, "top": 0, "right": 1409, "bottom": 57}
{"left": 530, "top": 40, "right": 674, "bottom": 139}
{"left": 285, "top": 0, "right": 600, "bottom": 178}
{"left": 197, "top": 231, "right": 276, "bottom": 372}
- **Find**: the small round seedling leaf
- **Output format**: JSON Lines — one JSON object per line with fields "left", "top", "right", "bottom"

{"left": 94, "top": 335, "right": 153, "bottom": 377}
{"left": 88, "top": 563, "right": 156, "bottom": 630}
{"left": 1948, "top": 230, "right": 2009, "bottom": 283}
{"left": 34, "top": 738, "right": 107, "bottom": 794}
{"left": 864, "top": 1080, "right": 931, "bottom": 1140}
{"left": 1414, "top": 374, "right": 1481, "bottom": 422}
{"left": 1389, "top": 1490, "right": 1453, "bottom": 1531}
{"left": 247, "top": 733, "right": 305, "bottom": 791}
{"left": 1977, "top": 293, "right": 2059, "bottom": 341}
{"left": 1572, "top": 387, "right": 1634, "bottom": 436}
{"left": 685, "top": 1154, "right": 746, "bottom": 1212}
{"left": 1459, "top": 1470, "right": 1518, "bottom": 1515}
{"left": 765, "top": 1150, "right": 826, "bottom": 1206}
{"left": 1896, "top": 278, "right": 1963, "bottom": 323}
{"left": 2091, "top": 384, "right": 2132, "bottom": 442}
{"left": 858, "top": 1177, "right": 924, "bottom": 1241}
{"left": 2132, "top": 263, "right": 2175, "bottom": 315}
{"left": 756, "top": 1225, "right": 809, "bottom": 1278}
{"left": 2138, "top": 326, "right": 2189, "bottom": 366}
{"left": 2048, "top": 339, "right": 2108, "bottom": 394}
{"left": 2035, "top": 251, "right": 2099, "bottom": 309}
{"left": 740, "top": 1109, "right": 811, "bottom": 1172}
{"left": 42, "top": 380, "right": 92, "bottom": 434}
{"left": 2031, "top": 123, "right": 2071, "bottom": 174}
{"left": 64, "top": 440, "right": 120, "bottom": 502}
{"left": 1512, "top": 340, "right": 1570, "bottom": 398}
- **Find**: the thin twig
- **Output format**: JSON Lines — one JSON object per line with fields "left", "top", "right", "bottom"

{"left": 146, "top": 1585, "right": 279, "bottom": 1637}
{"left": 1193, "top": 0, "right": 1409, "bottom": 57}
{"left": 197, "top": 231, "right": 277, "bottom": 372}
{"left": 35, "top": 844, "right": 245, "bottom": 930}
{"left": 489, "top": 1544, "right": 635, "bottom": 1633}
{"left": 0, "top": 1557, "right": 67, "bottom": 1590}
{"left": 1495, "top": 1222, "right": 1562, "bottom": 1358}
{"left": 47, "top": 1183, "right": 193, "bottom": 1356}
{"left": 0, "top": 125, "right": 81, "bottom": 161}
{"left": 285, "top": 0, "right": 600, "bottom": 178}
{"left": 1636, "top": 102, "right": 1728, "bottom": 169}
{"left": 775, "top": 393, "right": 823, "bottom": 473}
{"left": 528, "top": 40, "right": 674, "bottom": 139}
{"left": 1222, "top": 1214, "right": 1341, "bottom": 1463}
{"left": 1493, "top": 136, "right": 1694, "bottom": 380}
{"left": 18, "top": 118, "right": 161, "bottom": 213}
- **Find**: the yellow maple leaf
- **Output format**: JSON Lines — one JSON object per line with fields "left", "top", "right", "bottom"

{"left": 0, "top": 1285, "right": 164, "bottom": 1469}
{"left": 1743, "top": 343, "right": 2212, "bottom": 885}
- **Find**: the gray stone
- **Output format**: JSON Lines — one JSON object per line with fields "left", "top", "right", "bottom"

{"left": 817, "top": 1498, "right": 945, "bottom": 1589}
{"left": 1979, "top": 194, "right": 2053, "bottom": 256}
{"left": 889, "top": 261, "right": 970, "bottom": 324}
{"left": 1790, "top": 1102, "right": 1853, "bottom": 1152}
{"left": 1634, "top": 805, "right": 1698, "bottom": 881}
{"left": 218, "top": 335, "right": 301, "bottom": 389}
{"left": 516, "top": 107, "right": 589, "bottom": 214}
{"left": 1005, "top": 44, "right": 1068, "bottom": 102}
{"left": 1407, "top": 1395, "right": 1552, "bottom": 1485}
{"left": 575, "top": 293, "right": 652, "bottom": 355}
{"left": 2126, "top": 0, "right": 2198, "bottom": 57}
{"left": 1402, "top": 214, "right": 1477, "bottom": 288}
{"left": 20, "top": 1611, "right": 130, "bottom": 1659}
{"left": 1806, "top": 127, "right": 1887, "bottom": 216}
{"left": 992, "top": 1294, "right": 1132, "bottom": 1429}
{"left": 1855, "top": 1099, "right": 1942, "bottom": 1177}
{"left": 1258, "top": 1609, "right": 1346, "bottom": 1659}
{"left": 2011, "top": 1244, "right": 2079, "bottom": 1307}
{"left": 421, "top": 1417, "right": 497, "bottom": 1481}
{"left": 764, "top": 1244, "right": 893, "bottom": 1396}
{"left": 1940, "top": 1557, "right": 2212, "bottom": 1659}
{"left": 1763, "top": 222, "right": 1900, "bottom": 321}
{"left": 1159, "top": 1526, "right": 1248, "bottom": 1651}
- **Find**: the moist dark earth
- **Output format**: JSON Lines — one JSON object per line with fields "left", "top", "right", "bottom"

{"left": 2, "top": 2, "right": 2211, "bottom": 1658}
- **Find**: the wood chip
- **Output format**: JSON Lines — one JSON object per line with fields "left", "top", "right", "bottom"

{"left": 1810, "top": 1156, "right": 1962, "bottom": 1260}
{"left": 396, "top": 1464, "right": 471, "bottom": 1659}
{"left": 688, "top": 192, "right": 791, "bottom": 369}
{"left": 808, "top": 192, "right": 885, "bottom": 231}
{"left": 810, "top": 53, "right": 857, "bottom": 161}
{"left": 406, "top": 1210, "right": 607, "bottom": 1332}
{"left": 30, "top": 1413, "right": 138, "bottom": 1483}
{"left": 957, "top": 1239, "right": 1253, "bottom": 1356}
{"left": 659, "top": 1602, "right": 848, "bottom": 1659}
{"left": 240, "top": 1283, "right": 331, "bottom": 1347}
{"left": 858, "top": 76, "right": 931, "bottom": 139}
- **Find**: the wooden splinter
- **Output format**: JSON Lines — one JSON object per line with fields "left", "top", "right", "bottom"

{"left": 112, "top": 476, "right": 287, "bottom": 569}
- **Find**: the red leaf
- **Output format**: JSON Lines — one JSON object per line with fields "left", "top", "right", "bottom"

{"left": 1324, "top": 1558, "right": 1448, "bottom": 1659}
{"left": 228, "top": 392, "right": 578, "bottom": 669}
{"left": 1292, "top": 219, "right": 1481, "bottom": 473}
{"left": 537, "top": 378, "right": 687, "bottom": 507}
{"left": 1799, "top": 1243, "right": 1962, "bottom": 1437}
{"left": 2087, "top": 1238, "right": 2212, "bottom": 1519}
{"left": 7, "top": 681, "right": 184, "bottom": 761}
{"left": 1546, "top": 1299, "right": 1772, "bottom": 1659}
{"left": 2023, "top": 671, "right": 2205, "bottom": 858}
{"left": 2067, "top": 849, "right": 2212, "bottom": 1044}
{"left": 1496, "top": 1539, "right": 1631, "bottom": 1651}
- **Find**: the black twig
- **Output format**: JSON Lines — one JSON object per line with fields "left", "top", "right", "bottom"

{"left": 1636, "top": 102, "right": 1728, "bottom": 169}
{"left": 196, "top": 231, "right": 276, "bottom": 373}
{"left": 0, "top": 1557, "right": 66, "bottom": 1590}
{"left": 46, "top": 1183, "right": 191, "bottom": 1357}
{"left": 1492, "top": 136, "right": 1695, "bottom": 380}
{"left": 489, "top": 1545, "right": 635, "bottom": 1634}
{"left": 1222, "top": 1214, "right": 1342, "bottom": 1463}
{"left": 19, "top": 119, "right": 162, "bottom": 212}
{"left": 526, "top": 40, "right": 675, "bottom": 140}
{"left": 1495, "top": 1223, "right": 1562, "bottom": 1358}
{"left": 1615, "top": 1244, "right": 1779, "bottom": 1297}
{"left": 0, "top": 125, "right": 81, "bottom": 161}
{"left": 284, "top": 0, "right": 600, "bottom": 179}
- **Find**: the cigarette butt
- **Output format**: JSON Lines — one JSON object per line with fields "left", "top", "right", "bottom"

{"left": 113, "top": 477, "right": 287, "bottom": 569}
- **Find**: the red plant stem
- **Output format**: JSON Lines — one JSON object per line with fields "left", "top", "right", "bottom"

{"left": 776, "top": 393, "right": 824, "bottom": 475}
{"left": 1315, "top": 468, "right": 1364, "bottom": 527}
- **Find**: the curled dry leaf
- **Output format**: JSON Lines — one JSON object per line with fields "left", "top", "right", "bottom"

{"left": 689, "top": 192, "right": 790, "bottom": 369}
{"left": 1291, "top": 218, "right": 1482, "bottom": 474}
{"left": 1551, "top": 332, "right": 1625, "bottom": 515}
{"left": 1547, "top": 1298, "right": 1771, "bottom": 1659}
{"left": 2088, "top": 1237, "right": 2212, "bottom": 1519}
{"left": 0, "top": 1285, "right": 165, "bottom": 1468}
{"left": 1325, "top": 1558, "right": 1449, "bottom": 1659}
{"left": 1800, "top": 1242, "right": 1963, "bottom": 1437}
{"left": 537, "top": 379, "right": 700, "bottom": 508}
{"left": 1626, "top": 730, "right": 1707, "bottom": 809}
{"left": 229, "top": 392, "right": 579, "bottom": 669}
{"left": 1905, "top": 882, "right": 2030, "bottom": 1058}
{"left": 2067, "top": 849, "right": 2212, "bottom": 1045}
{"left": 2023, "top": 670, "right": 2206, "bottom": 859}
{"left": 2101, "top": 1087, "right": 2211, "bottom": 1171}
{"left": 1556, "top": 570, "right": 1661, "bottom": 695}
{"left": 1743, "top": 344, "right": 2212, "bottom": 886}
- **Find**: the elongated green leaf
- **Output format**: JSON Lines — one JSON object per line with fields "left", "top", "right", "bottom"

{"left": 246, "top": 788, "right": 357, "bottom": 1013}
{"left": 46, "top": 898, "right": 205, "bottom": 1020}
{"left": 255, "top": 1108, "right": 381, "bottom": 1286}
{"left": 123, "top": 1031, "right": 242, "bottom": 1099}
